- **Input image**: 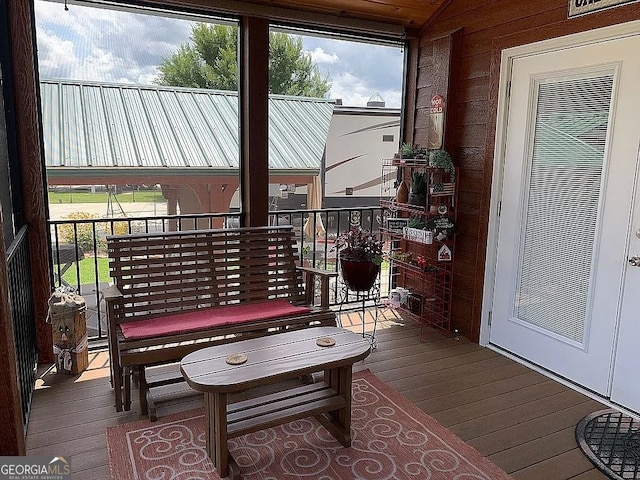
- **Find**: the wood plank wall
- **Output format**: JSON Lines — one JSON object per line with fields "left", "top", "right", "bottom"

{"left": 410, "top": 0, "right": 640, "bottom": 341}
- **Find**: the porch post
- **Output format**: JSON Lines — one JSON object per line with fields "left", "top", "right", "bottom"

{"left": 239, "top": 16, "right": 269, "bottom": 227}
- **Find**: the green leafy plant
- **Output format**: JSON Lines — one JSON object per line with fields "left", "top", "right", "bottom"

{"left": 399, "top": 142, "right": 427, "bottom": 159}
{"left": 408, "top": 217, "right": 425, "bottom": 229}
{"left": 413, "top": 145, "right": 427, "bottom": 159}
{"left": 410, "top": 170, "right": 427, "bottom": 194}
{"left": 428, "top": 149, "right": 456, "bottom": 182}
{"left": 57, "top": 212, "right": 130, "bottom": 255}
{"left": 332, "top": 226, "right": 384, "bottom": 266}
{"left": 400, "top": 142, "right": 414, "bottom": 159}
{"left": 57, "top": 212, "right": 106, "bottom": 253}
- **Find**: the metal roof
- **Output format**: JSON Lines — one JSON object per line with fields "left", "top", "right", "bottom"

{"left": 40, "top": 80, "right": 334, "bottom": 176}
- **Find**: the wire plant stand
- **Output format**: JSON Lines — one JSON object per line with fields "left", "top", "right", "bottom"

{"left": 336, "top": 274, "right": 381, "bottom": 349}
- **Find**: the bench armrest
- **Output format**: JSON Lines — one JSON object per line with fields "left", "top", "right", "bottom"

{"left": 297, "top": 266, "right": 338, "bottom": 309}
{"left": 103, "top": 284, "right": 123, "bottom": 302}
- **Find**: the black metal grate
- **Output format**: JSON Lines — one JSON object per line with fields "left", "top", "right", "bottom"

{"left": 576, "top": 409, "right": 640, "bottom": 480}
{"left": 7, "top": 226, "right": 38, "bottom": 431}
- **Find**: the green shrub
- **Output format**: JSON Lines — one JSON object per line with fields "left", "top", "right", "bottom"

{"left": 57, "top": 212, "right": 103, "bottom": 253}
{"left": 57, "top": 212, "right": 133, "bottom": 256}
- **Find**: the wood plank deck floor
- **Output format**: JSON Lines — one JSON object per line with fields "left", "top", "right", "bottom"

{"left": 26, "top": 309, "right": 607, "bottom": 479}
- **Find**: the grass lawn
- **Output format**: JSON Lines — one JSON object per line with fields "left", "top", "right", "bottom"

{"left": 58, "top": 256, "right": 390, "bottom": 290}
{"left": 49, "top": 190, "right": 164, "bottom": 204}
{"left": 59, "top": 257, "right": 111, "bottom": 286}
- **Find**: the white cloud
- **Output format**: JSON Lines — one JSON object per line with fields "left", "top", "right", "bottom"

{"left": 33, "top": 0, "right": 403, "bottom": 106}
{"left": 36, "top": 30, "right": 81, "bottom": 77}
{"left": 34, "top": 0, "right": 192, "bottom": 84}
{"left": 308, "top": 47, "right": 339, "bottom": 64}
{"left": 326, "top": 72, "right": 401, "bottom": 108}
{"left": 302, "top": 37, "right": 403, "bottom": 108}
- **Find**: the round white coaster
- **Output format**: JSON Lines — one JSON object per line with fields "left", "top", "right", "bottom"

{"left": 225, "top": 353, "right": 247, "bottom": 365}
{"left": 316, "top": 336, "right": 336, "bottom": 347}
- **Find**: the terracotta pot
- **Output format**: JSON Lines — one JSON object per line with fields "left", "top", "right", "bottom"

{"left": 340, "top": 258, "right": 380, "bottom": 291}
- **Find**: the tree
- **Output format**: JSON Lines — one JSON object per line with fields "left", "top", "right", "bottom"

{"left": 156, "top": 24, "right": 331, "bottom": 97}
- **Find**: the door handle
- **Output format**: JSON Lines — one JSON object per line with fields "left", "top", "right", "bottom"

{"left": 629, "top": 256, "right": 640, "bottom": 267}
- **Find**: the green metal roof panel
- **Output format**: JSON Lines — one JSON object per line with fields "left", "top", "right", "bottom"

{"left": 40, "top": 80, "right": 333, "bottom": 173}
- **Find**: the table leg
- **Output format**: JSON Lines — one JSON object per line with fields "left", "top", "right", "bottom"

{"left": 204, "top": 394, "right": 214, "bottom": 460}
{"left": 212, "top": 392, "right": 229, "bottom": 477}
{"left": 336, "top": 365, "right": 352, "bottom": 447}
{"left": 321, "top": 366, "right": 352, "bottom": 447}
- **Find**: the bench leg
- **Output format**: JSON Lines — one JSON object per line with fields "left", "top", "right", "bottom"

{"left": 106, "top": 303, "right": 123, "bottom": 411}
{"left": 146, "top": 388, "right": 158, "bottom": 422}
{"left": 110, "top": 355, "right": 123, "bottom": 412}
{"left": 113, "top": 370, "right": 123, "bottom": 412}
{"left": 123, "top": 366, "right": 132, "bottom": 411}
{"left": 138, "top": 366, "right": 148, "bottom": 417}
{"left": 205, "top": 392, "right": 229, "bottom": 478}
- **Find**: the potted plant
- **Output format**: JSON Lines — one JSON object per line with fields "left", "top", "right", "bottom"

{"left": 333, "top": 226, "right": 384, "bottom": 291}
{"left": 428, "top": 149, "right": 455, "bottom": 182}
{"left": 398, "top": 143, "right": 428, "bottom": 159}
{"left": 413, "top": 145, "right": 428, "bottom": 159}
{"left": 400, "top": 142, "right": 414, "bottom": 159}
{"left": 409, "top": 170, "right": 427, "bottom": 207}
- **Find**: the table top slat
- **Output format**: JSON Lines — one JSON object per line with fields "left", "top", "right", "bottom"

{"left": 180, "top": 327, "right": 370, "bottom": 393}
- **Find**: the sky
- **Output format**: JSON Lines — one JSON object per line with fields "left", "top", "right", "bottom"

{"left": 34, "top": 1, "right": 404, "bottom": 108}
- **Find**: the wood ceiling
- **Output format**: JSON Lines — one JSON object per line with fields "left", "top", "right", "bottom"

{"left": 219, "top": 0, "right": 447, "bottom": 29}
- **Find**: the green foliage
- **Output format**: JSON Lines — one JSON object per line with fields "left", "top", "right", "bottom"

{"left": 333, "top": 226, "right": 384, "bottom": 266}
{"left": 400, "top": 142, "right": 414, "bottom": 158}
{"left": 399, "top": 143, "right": 427, "bottom": 159}
{"left": 57, "top": 212, "right": 130, "bottom": 255}
{"left": 410, "top": 170, "right": 427, "bottom": 194}
{"left": 429, "top": 149, "right": 456, "bottom": 182}
{"left": 413, "top": 145, "right": 427, "bottom": 158}
{"left": 156, "top": 24, "right": 331, "bottom": 97}
{"left": 57, "top": 212, "right": 105, "bottom": 253}
{"left": 408, "top": 217, "right": 425, "bottom": 229}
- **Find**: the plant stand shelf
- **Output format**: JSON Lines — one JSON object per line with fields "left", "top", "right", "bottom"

{"left": 380, "top": 157, "right": 458, "bottom": 341}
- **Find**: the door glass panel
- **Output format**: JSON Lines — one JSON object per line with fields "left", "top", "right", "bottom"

{"left": 516, "top": 73, "right": 613, "bottom": 343}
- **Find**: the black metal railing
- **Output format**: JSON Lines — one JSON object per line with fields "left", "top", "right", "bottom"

{"left": 48, "top": 206, "right": 386, "bottom": 342}
{"left": 7, "top": 225, "right": 37, "bottom": 430}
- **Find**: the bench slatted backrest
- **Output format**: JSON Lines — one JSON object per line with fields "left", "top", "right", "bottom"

{"left": 107, "top": 226, "right": 305, "bottom": 325}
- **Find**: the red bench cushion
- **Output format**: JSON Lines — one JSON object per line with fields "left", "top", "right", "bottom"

{"left": 119, "top": 300, "right": 312, "bottom": 340}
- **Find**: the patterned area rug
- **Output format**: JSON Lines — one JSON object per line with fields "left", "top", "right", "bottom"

{"left": 576, "top": 409, "right": 640, "bottom": 480}
{"left": 106, "top": 370, "right": 512, "bottom": 479}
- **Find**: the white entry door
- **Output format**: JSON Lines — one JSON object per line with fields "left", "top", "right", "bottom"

{"left": 490, "top": 33, "right": 640, "bottom": 411}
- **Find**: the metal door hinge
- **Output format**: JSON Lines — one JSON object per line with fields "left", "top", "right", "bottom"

{"left": 488, "top": 311, "right": 492, "bottom": 327}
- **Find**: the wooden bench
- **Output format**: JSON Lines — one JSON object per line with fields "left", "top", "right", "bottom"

{"left": 104, "top": 226, "right": 337, "bottom": 419}
{"left": 180, "top": 326, "right": 371, "bottom": 479}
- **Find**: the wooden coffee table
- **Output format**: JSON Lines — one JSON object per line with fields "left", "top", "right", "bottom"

{"left": 180, "top": 326, "right": 371, "bottom": 478}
